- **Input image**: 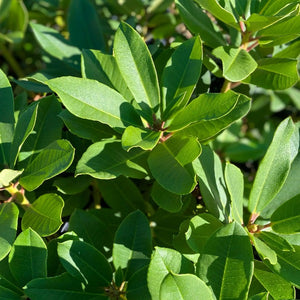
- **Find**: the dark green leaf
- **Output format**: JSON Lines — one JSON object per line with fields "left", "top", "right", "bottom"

{"left": 0, "top": 203, "right": 19, "bottom": 261}
{"left": 68, "top": 0, "right": 105, "bottom": 51}
{"left": 113, "top": 210, "right": 152, "bottom": 279}
{"left": 197, "top": 222, "right": 253, "bottom": 300}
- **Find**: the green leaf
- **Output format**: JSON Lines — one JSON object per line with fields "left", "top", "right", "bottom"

{"left": 251, "top": 235, "right": 277, "bottom": 265}
{"left": 162, "top": 36, "right": 203, "bottom": 118}
{"left": 30, "top": 22, "right": 80, "bottom": 64}
{"left": 68, "top": 0, "right": 105, "bottom": 51}
{"left": 122, "top": 126, "right": 162, "bottom": 151}
{"left": 258, "top": 0, "right": 298, "bottom": 15}
{"left": 114, "top": 22, "right": 160, "bottom": 122}
{"left": 274, "top": 40, "right": 300, "bottom": 59}
{"left": 76, "top": 140, "right": 148, "bottom": 180}
{"left": 0, "top": 203, "right": 19, "bottom": 261}
{"left": 260, "top": 152, "right": 300, "bottom": 218}
{"left": 113, "top": 210, "right": 152, "bottom": 279}
{"left": 254, "top": 260, "right": 295, "bottom": 300}
{"left": 258, "top": 231, "right": 295, "bottom": 252}
{"left": 9, "top": 228, "right": 47, "bottom": 287}
{"left": 18, "top": 95, "right": 63, "bottom": 164}
{"left": 151, "top": 181, "right": 183, "bottom": 213}
{"left": 242, "top": 58, "right": 299, "bottom": 90}
{"left": 225, "top": 162, "right": 244, "bottom": 224}
{"left": 176, "top": 0, "right": 226, "bottom": 48}
{"left": 57, "top": 240, "right": 112, "bottom": 287}
{"left": 19, "top": 139, "right": 75, "bottom": 191}
{"left": 185, "top": 213, "right": 223, "bottom": 253}
{"left": 271, "top": 194, "right": 300, "bottom": 234}
{"left": 47, "top": 76, "right": 142, "bottom": 132}
{"left": 97, "top": 176, "right": 145, "bottom": 215}
{"left": 81, "top": 49, "right": 133, "bottom": 102}
{"left": 245, "top": 14, "right": 282, "bottom": 32}
{"left": 169, "top": 91, "right": 251, "bottom": 142}
{"left": 248, "top": 117, "right": 299, "bottom": 214}
{"left": 59, "top": 110, "right": 116, "bottom": 142}
{"left": 0, "top": 286, "right": 23, "bottom": 300}
{"left": 212, "top": 46, "right": 257, "bottom": 81}
{"left": 21, "top": 193, "right": 64, "bottom": 237}
{"left": 148, "top": 247, "right": 189, "bottom": 300}
{"left": 263, "top": 244, "right": 300, "bottom": 287}
{"left": 194, "top": 0, "right": 239, "bottom": 29}
{"left": 193, "top": 145, "right": 229, "bottom": 222}
{"left": 160, "top": 272, "right": 214, "bottom": 300}
{"left": 0, "top": 169, "right": 23, "bottom": 188}
{"left": 53, "top": 176, "right": 91, "bottom": 195}
{"left": 9, "top": 103, "right": 38, "bottom": 167}
{"left": 126, "top": 266, "right": 151, "bottom": 300}
{"left": 69, "top": 209, "right": 113, "bottom": 254}
{"left": 148, "top": 135, "right": 201, "bottom": 195}
{"left": 25, "top": 273, "right": 108, "bottom": 300}
{"left": 196, "top": 222, "right": 254, "bottom": 300}
{"left": 0, "top": 69, "right": 14, "bottom": 166}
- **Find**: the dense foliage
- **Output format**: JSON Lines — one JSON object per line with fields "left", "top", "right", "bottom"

{"left": 0, "top": 0, "right": 300, "bottom": 299}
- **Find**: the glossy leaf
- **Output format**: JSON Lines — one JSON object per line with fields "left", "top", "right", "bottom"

{"left": 59, "top": 110, "right": 116, "bottom": 142}
{"left": 19, "top": 95, "right": 63, "bottom": 164}
{"left": 258, "top": 0, "right": 298, "bottom": 15}
{"left": 248, "top": 117, "right": 299, "bottom": 214}
{"left": 122, "top": 126, "right": 162, "bottom": 151}
{"left": 176, "top": 0, "right": 226, "bottom": 48}
{"left": 225, "top": 162, "right": 244, "bottom": 224}
{"left": 9, "top": 103, "right": 38, "bottom": 167}
{"left": 0, "top": 169, "right": 23, "bottom": 188}
{"left": 258, "top": 231, "right": 295, "bottom": 252}
{"left": 260, "top": 149, "right": 300, "bottom": 217}
{"left": 193, "top": 145, "right": 229, "bottom": 222}
{"left": 169, "top": 91, "right": 251, "bottom": 141}
{"left": 30, "top": 22, "right": 80, "bottom": 68}
{"left": 271, "top": 194, "right": 300, "bottom": 234}
{"left": 194, "top": 0, "right": 239, "bottom": 29}
{"left": 68, "top": 0, "right": 105, "bottom": 51}
{"left": 53, "top": 176, "right": 91, "bottom": 195}
{"left": 162, "top": 36, "right": 202, "bottom": 117}
{"left": 151, "top": 181, "right": 183, "bottom": 213}
{"left": 126, "top": 266, "right": 151, "bottom": 300}
{"left": 251, "top": 235, "right": 277, "bottom": 265}
{"left": 242, "top": 58, "right": 299, "bottom": 90}
{"left": 9, "top": 228, "right": 47, "bottom": 287}
{"left": 76, "top": 140, "right": 148, "bottom": 180}
{"left": 197, "top": 222, "right": 253, "bottom": 300}
{"left": 148, "top": 247, "right": 190, "bottom": 300}
{"left": 57, "top": 240, "right": 112, "bottom": 287}
{"left": 0, "top": 69, "right": 14, "bottom": 166}
{"left": 114, "top": 22, "right": 160, "bottom": 121}
{"left": 81, "top": 49, "right": 133, "bottom": 101}
{"left": 185, "top": 213, "right": 223, "bottom": 253}
{"left": 148, "top": 135, "right": 201, "bottom": 194}
{"left": 25, "top": 273, "right": 107, "bottom": 300}
{"left": 0, "top": 203, "right": 19, "bottom": 261}
{"left": 212, "top": 46, "right": 257, "bottom": 81}
{"left": 19, "top": 139, "right": 75, "bottom": 191}
{"left": 160, "top": 273, "right": 214, "bottom": 300}
{"left": 113, "top": 210, "right": 152, "bottom": 279}
{"left": 245, "top": 14, "right": 282, "bottom": 32}
{"left": 47, "top": 76, "right": 142, "bottom": 132}
{"left": 254, "top": 260, "right": 295, "bottom": 300}
{"left": 263, "top": 244, "right": 300, "bottom": 287}
{"left": 21, "top": 193, "right": 64, "bottom": 237}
